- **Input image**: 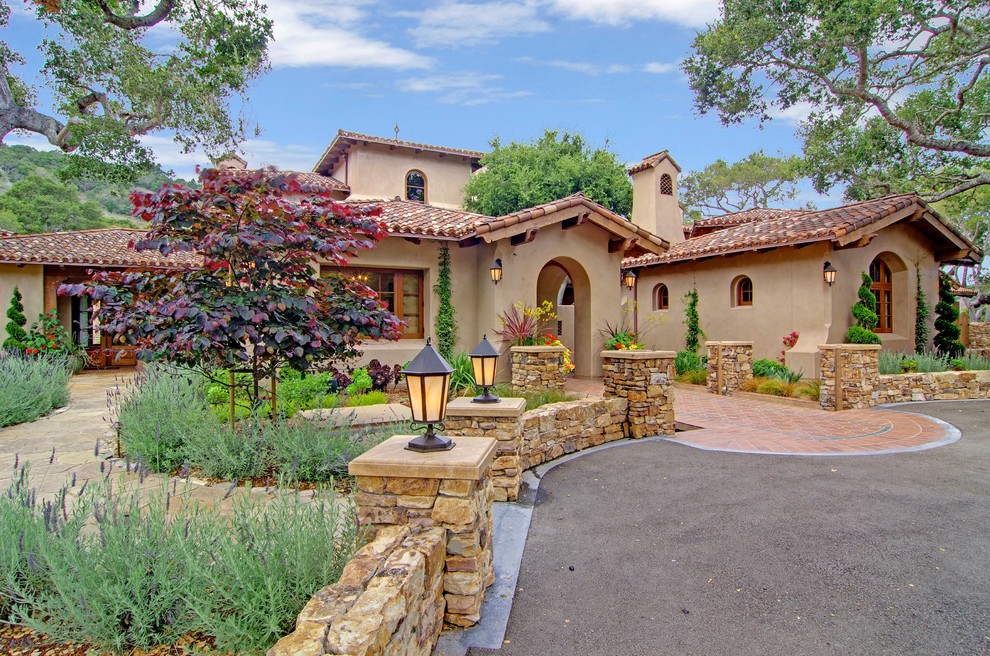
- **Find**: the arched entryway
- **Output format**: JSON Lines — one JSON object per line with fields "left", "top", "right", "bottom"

{"left": 536, "top": 258, "right": 593, "bottom": 377}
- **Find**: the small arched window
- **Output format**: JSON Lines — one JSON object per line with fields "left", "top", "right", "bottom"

{"left": 653, "top": 283, "right": 669, "bottom": 310}
{"left": 406, "top": 170, "right": 426, "bottom": 202}
{"left": 660, "top": 173, "right": 673, "bottom": 196}
{"left": 870, "top": 258, "right": 892, "bottom": 333}
{"left": 733, "top": 276, "right": 753, "bottom": 307}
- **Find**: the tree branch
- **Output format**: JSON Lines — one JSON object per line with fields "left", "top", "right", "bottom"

{"left": 93, "top": 0, "right": 177, "bottom": 30}
{"left": 924, "top": 172, "right": 990, "bottom": 202}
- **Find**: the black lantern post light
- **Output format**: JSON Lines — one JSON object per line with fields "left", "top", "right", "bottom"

{"left": 469, "top": 335, "right": 500, "bottom": 403}
{"left": 490, "top": 258, "right": 503, "bottom": 285}
{"left": 401, "top": 338, "right": 456, "bottom": 452}
{"left": 622, "top": 269, "right": 637, "bottom": 289}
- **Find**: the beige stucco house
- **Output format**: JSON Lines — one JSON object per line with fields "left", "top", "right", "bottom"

{"left": 0, "top": 129, "right": 980, "bottom": 378}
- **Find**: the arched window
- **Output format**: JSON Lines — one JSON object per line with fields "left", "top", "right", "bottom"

{"left": 733, "top": 276, "right": 753, "bottom": 307}
{"left": 653, "top": 283, "right": 669, "bottom": 310}
{"left": 660, "top": 173, "right": 673, "bottom": 196}
{"left": 405, "top": 170, "right": 426, "bottom": 202}
{"left": 870, "top": 258, "right": 892, "bottom": 333}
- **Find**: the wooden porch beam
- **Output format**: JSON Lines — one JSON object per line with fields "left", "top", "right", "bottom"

{"left": 510, "top": 229, "right": 538, "bottom": 246}
{"left": 561, "top": 213, "right": 590, "bottom": 230}
{"left": 458, "top": 237, "right": 481, "bottom": 248}
{"left": 833, "top": 233, "right": 877, "bottom": 250}
{"left": 404, "top": 237, "right": 421, "bottom": 245}
{"left": 608, "top": 238, "right": 637, "bottom": 253}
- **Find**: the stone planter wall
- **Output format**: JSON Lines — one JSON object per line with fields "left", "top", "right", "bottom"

{"left": 601, "top": 350, "right": 676, "bottom": 438}
{"left": 819, "top": 344, "right": 881, "bottom": 411}
{"left": 969, "top": 322, "right": 990, "bottom": 358}
{"left": 876, "top": 370, "right": 990, "bottom": 403}
{"left": 445, "top": 398, "right": 526, "bottom": 502}
{"left": 519, "top": 397, "right": 629, "bottom": 469}
{"left": 706, "top": 342, "right": 753, "bottom": 395}
{"left": 267, "top": 525, "right": 445, "bottom": 656}
{"left": 510, "top": 346, "right": 565, "bottom": 392}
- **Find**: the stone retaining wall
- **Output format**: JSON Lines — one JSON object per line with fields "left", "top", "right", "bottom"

{"left": 819, "top": 344, "right": 881, "bottom": 411}
{"left": 510, "top": 346, "right": 565, "bottom": 392}
{"left": 706, "top": 342, "right": 753, "bottom": 395}
{"left": 519, "top": 397, "right": 629, "bottom": 470}
{"left": 969, "top": 322, "right": 990, "bottom": 358}
{"left": 876, "top": 370, "right": 990, "bottom": 403}
{"left": 267, "top": 525, "right": 446, "bottom": 656}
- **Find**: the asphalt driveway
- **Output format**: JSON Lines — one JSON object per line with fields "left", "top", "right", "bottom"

{"left": 468, "top": 401, "right": 990, "bottom": 656}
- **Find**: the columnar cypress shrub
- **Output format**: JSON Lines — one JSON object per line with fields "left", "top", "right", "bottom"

{"left": 684, "top": 288, "right": 704, "bottom": 352}
{"left": 914, "top": 263, "right": 930, "bottom": 354}
{"left": 934, "top": 272, "right": 964, "bottom": 357}
{"left": 3, "top": 286, "right": 27, "bottom": 350}
{"left": 434, "top": 242, "right": 458, "bottom": 360}
{"left": 845, "top": 271, "right": 881, "bottom": 344}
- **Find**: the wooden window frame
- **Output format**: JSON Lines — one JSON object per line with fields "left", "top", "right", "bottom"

{"left": 405, "top": 170, "right": 427, "bottom": 203}
{"left": 735, "top": 277, "right": 753, "bottom": 307}
{"left": 654, "top": 283, "right": 669, "bottom": 310}
{"left": 870, "top": 259, "right": 893, "bottom": 334}
{"left": 325, "top": 267, "right": 425, "bottom": 339}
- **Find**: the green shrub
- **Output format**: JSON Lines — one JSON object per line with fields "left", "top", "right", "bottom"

{"left": 674, "top": 350, "right": 703, "bottom": 375}
{"left": 115, "top": 364, "right": 217, "bottom": 473}
{"left": 182, "top": 418, "right": 269, "bottom": 481}
{"left": 344, "top": 390, "right": 389, "bottom": 407}
{"left": 3, "top": 286, "right": 27, "bottom": 350}
{"left": 448, "top": 352, "right": 477, "bottom": 397}
{"left": 900, "top": 359, "right": 919, "bottom": 373}
{"left": 676, "top": 369, "right": 709, "bottom": 385}
{"left": 755, "top": 378, "right": 788, "bottom": 396}
{"left": 2, "top": 473, "right": 362, "bottom": 654}
{"left": 521, "top": 389, "right": 577, "bottom": 410}
{"left": 752, "top": 358, "right": 787, "bottom": 378}
{"left": 955, "top": 352, "right": 990, "bottom": 371}
{"left": 345, "top": 368, "right": 372, "bottom": 396}
{"left": 0, "top": 351, "right": 70, "bottom": 428}
{"left": 934, "top": 273, "right": 964, "bottom": 357}
{"left": 797, "top": 379, "right": 821, "bottom": 400}
{"left": 845, "top": 325, "right": 881, "bottom": 345}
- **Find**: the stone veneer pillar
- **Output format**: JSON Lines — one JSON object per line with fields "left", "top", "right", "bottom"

{"left": 706, "top": 341, "right": 754, "bottom": 395}
{"left": 510, "top": 345, "right": 565, "bottom": 392}
{"left": 601, "top": 350, "right": 676, "bottom": 438}
{"left": 969, "top": 322, "right": 990, "bottom": 358}
{"left": 818, "top": 344, "right": 881, "bottom": 411}
{"left": 444, "top": 397, "right": 527, "bottom": 502}
{"left": 348, "top": 435, "right": 497, "bottom": 628}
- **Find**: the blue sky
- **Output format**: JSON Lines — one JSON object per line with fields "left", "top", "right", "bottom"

{"left": 5, "top": 0, "right": 837, "bottom": 208}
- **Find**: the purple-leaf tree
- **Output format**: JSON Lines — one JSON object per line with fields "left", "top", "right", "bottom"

{"left": 60, "top": 167, "right": 403, "bottom": 404}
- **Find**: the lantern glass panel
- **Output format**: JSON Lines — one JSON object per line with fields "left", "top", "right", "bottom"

{"left": 406, "top": 372, "right": 451, "bottom": 424}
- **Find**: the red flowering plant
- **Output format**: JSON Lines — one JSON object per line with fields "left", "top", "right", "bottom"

{"left": 779, "top": 331, "right": 799, "bottom": 364}
{"left": 22, "top": 310, "right": 84, "bottom": 358}
{"left": 59, "top": 167, "right": 403, "bottom": 408}
{"left": 536, "top": 332, "right": 576, "bottom": 375}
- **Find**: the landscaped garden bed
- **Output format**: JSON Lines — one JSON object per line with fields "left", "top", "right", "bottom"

{"left": 0, "top": 350, "right": 71, "bottom": 429}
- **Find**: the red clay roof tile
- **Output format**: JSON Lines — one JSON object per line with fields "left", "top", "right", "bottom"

{"left": 0, "top": 229, "right": 202, "bottom": 268}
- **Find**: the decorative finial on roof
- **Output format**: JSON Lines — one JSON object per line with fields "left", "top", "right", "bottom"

{"left": 394, "top": 122, "right": 399, "bottom": 140}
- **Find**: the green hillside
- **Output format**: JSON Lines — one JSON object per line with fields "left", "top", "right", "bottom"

{"left": 0, "top": 145, "right": 196, "bottom": 234}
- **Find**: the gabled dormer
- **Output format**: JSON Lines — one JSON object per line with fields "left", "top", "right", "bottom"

{"left": 312, "top": 130, "right": 484, "bottom": 209}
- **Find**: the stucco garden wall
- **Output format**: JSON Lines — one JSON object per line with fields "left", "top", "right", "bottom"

{"left": 0, "top": 264, "right": 44, "bottom": 343}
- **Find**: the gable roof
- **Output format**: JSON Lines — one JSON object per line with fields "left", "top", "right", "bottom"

{"left": 313, "top": 129, "right": 485, "bottom": 176}
{"left": 625, "top": 194, "right": 980, "bottom": 268}
{"left": 0, "top": 229, "right": 202, "bottom": 268}
{"left": 689, "top": 208, "right": 812, "bottom": 238}
{"left": 344, "top": 192, "right": 669, "bottom": 256}
{"left": 628, "top": 150, "right": 682, "bottom": 175}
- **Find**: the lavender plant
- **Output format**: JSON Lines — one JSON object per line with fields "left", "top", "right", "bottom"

{"left": 0, "top": 350, "right": 71, "bottom": 428}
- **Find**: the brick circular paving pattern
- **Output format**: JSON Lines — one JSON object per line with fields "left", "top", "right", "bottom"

{"left": 564, "top": 379, "right": 957, "bottom": 455}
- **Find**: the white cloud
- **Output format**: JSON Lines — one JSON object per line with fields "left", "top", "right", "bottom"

{"left": 541, "top": 60, "right": 630, "bottom": 75}
{"left": 265, "top": 0, "right": 431, "bottom": 69}
{"left": 769, "top": 101, "right": 815, "bottom": 126}
{"left": 548, "top": 0, "right": 719, "bottom": 28}
{"left": 397, "top": 73, "right": 531, "bottom": 106}
{"left": 404, "top": 2, "right": 551, "bottom": 48}
{"left": 138, "top": 135, "right": 324, "bottom": 179}
{"left": 643, "top": 61, "right": 678, "bottom": 74}
{"left": 3, "top": 133, "right": 60, "bottom": 151}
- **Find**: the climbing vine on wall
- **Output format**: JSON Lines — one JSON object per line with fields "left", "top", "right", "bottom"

{"left": 914, "top": 259, "right": 930, "bottom": 354}
{"left": 683, "top": 288, "right": 704, "bottom": 352}
{"left": 934, "top": 272, "right": 964, "bottom": 357}
{"left": 845, "top": 271, "right": 881, "bottom": 344}
{"left": 434, "top": 242, "right": 458, "bottom": 360}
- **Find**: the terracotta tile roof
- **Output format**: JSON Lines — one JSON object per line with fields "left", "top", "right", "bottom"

{"left": 344, "top": 193, "right": 669, "bottom": 254}
{"left": 624, "top": 194, "right": 979, "bottom": 268}
{"left": 950, "top": 280, "right": 978, "bottom": 298}
{"left": 0, "top": 229, "right": 14, "bottom": 237}
{"left": 628, "top": 150, "right": 682, "bottom": 174}
{"left": 689, "top": 208, "right": 812, "bottom": 238}
{"left": 0, "top": 229, "right": 202, "bottom": 268}
{"left": 313, "top": 129, "right": 484, "bottom": 175}
{"left": 343, "top": 199, "right": 489, "bottom": 239}
{"left": 287, "top": 172, "right": 349, "bottom": 193}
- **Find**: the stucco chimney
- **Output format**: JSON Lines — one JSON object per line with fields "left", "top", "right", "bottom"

{"left": 628, "top": 151, "right": 685, "bottom": 245}
{"left": 215, "top": 153, "right": 248, "bottom": 170}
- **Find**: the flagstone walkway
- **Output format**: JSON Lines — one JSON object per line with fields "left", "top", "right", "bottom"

{"left": 564, "top": 376, "right": 957, "bottom": 455}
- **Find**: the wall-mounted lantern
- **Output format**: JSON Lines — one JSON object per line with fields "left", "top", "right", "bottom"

{"left": 401, "top": 338, "right": 455, "bottom": 452}
{"left": 469, "top": 335, "right": 500, "bottom": 403}
{"left": 490, "top": 258, "right": 503, "bottom": 285}
{"left": 622, "top": 269, "right": 637, "bottom": 289}
{"left": 823, "top": 261, "right": 837, "bottom": 286}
